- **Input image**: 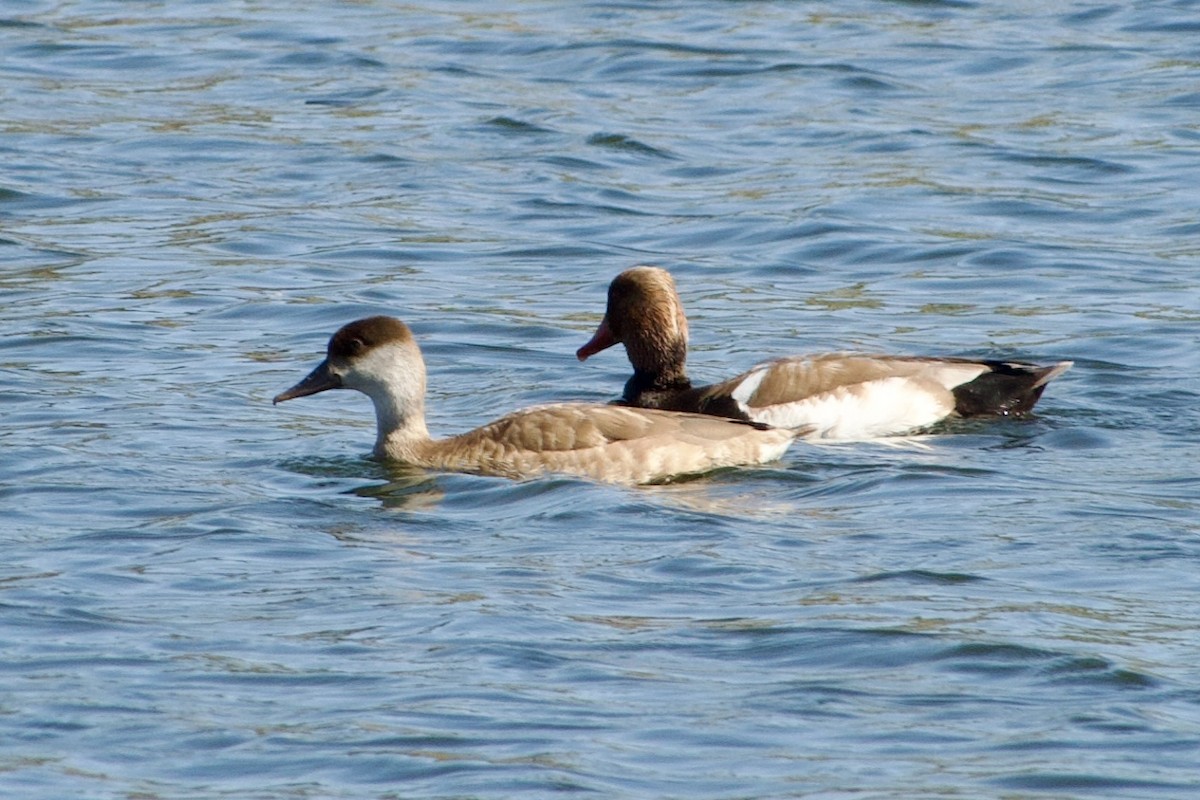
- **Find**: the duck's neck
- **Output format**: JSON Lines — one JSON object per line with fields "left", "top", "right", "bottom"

{"left": 622, "top": 332, "right": 691, "bottom": 404}
{"left": 622, "top": 367, "right": 693, "bottom": 408}
{"left": 369, "top": 384, "right": 432, "bottom": 462}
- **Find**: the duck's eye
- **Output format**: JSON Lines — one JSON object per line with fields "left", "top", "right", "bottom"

{"left": 348, "top": 337, "right": 366, "bottom": 355}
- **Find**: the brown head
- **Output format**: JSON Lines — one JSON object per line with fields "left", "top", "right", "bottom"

{"left": 273, "top": 315, "right": 431, "bottom": 456}
{"left": 274, "top": 315, "right": 422, "bottom": 404}
{"left": 576, "top": 266, "right": 690, "bottom": 383}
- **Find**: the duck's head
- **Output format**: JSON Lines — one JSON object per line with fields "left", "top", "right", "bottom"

{"left": 576, "top": 266, "right": 688, "bottom": 378}
{"left": 274, "top": 316, "right": 426, "bottom": 415}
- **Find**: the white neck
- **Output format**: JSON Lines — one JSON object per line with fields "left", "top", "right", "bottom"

{"left": 370, "top": 388, "right": 429, "bottom": 458}
{"left": 341, "top": 342, "right": 432, "bottom": 458}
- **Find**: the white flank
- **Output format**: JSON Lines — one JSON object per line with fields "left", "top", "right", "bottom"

{"left": 745, "top": 376, "right": 953, "bottom": 441}
{"left": 729, "top": 364, "right": 770, "bottom": 410}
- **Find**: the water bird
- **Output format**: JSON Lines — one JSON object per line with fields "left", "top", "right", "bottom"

{"left": 576, "top": 266, "right": 1072, "bottom": 441}
{"left": 274, "top": 315, "right": 803, "bottom": 484}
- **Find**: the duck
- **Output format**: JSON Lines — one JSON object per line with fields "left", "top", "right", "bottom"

{"left": 273, "top": 315, "right": 804, "bottom": 485}
{"left": 576, "top": 266, "right": 1072, "bottom": 441}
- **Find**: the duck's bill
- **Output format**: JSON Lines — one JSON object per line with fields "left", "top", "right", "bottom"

{"left": 273, "top": 360, "right": 342, "bottom": 404}
{"left": 576, "top": 318, "right": 617, "bottom": 361}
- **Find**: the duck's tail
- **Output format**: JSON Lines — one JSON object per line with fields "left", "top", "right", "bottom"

{"left": 952, "top": 360, "right": 1073, "bottom": 417}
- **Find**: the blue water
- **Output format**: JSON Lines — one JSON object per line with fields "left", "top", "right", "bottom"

{"left": 3, "top": 1, "right": 1199, "bottom": 797}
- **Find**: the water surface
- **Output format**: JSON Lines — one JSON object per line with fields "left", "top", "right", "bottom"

{"left": 2, "top": 1, "right": 1199, "bottom": 798}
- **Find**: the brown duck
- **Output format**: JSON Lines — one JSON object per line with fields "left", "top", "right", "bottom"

{"left": 274, "top": 315, "right": 804, "bottom": 484}
{"left": 577, "top": 267, "right": 1072, "bottom": 440}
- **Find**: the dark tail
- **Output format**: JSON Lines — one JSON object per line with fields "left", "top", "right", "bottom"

{"left": 952, "top": 361, "right": 1072, "bottom": 417}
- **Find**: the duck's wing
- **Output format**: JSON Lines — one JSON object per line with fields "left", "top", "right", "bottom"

{"left": 435, "top": 403, "right": 801, "bottom": 484}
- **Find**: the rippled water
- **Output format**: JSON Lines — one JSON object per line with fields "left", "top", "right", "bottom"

{"left": 3, "top": 1, "right": 1199, "bottom": 797}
